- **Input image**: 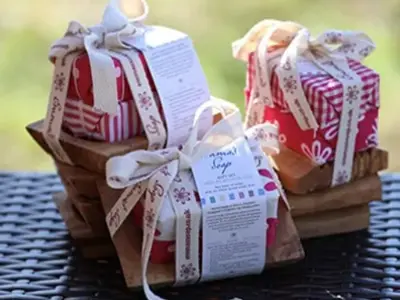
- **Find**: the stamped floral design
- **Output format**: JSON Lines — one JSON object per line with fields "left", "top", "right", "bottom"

{"left": 345, "top": 85, "right": 360, "bottom": 104}
{"left": 54, "top": 72, "right": 66, "bottom": 92}
{"left": 138, "top": 92, "right": 152, "bottom": 110}
{"left": 144, "top": 208, "right": 155, "bottom": 229}
{"left": 283, "top": 76, "right": 297, "bottom": 94}
{"left": 301, "top": 141, "right": 333, "bottom": 165}
{"left": 180, "top": 263, "right": 196, "bottom": 280}
{"left": 173, "top": 187, "right": 191, "bottom": 205}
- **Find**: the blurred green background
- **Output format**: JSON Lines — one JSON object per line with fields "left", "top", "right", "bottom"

{"left": 0, "top": 0, "right": 399, "bottom": 171}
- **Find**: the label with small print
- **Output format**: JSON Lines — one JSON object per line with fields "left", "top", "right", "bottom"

{"left": 191, "top": 137, "right": 267, "bottom": 282}
{"left": 142, "top": 26, "right": 212, "bottom": 147}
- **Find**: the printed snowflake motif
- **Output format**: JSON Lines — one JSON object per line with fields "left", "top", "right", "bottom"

{"left": 173, "top": 187, "right": 191, "bottom": 205}
{"left": 283, "top": 76, "right": 297, "bottom": 94}
{"left": 339, "top": 43, "right": 356, "bottom": 54}
{"left": 335, "top": 170, "right": 349, "bottom": 186}
{"left": 174, "top": 174, "right": 183, "bottom": 183}
{"left": 359, "top": 46, "right": 373, "bottom": 58}
{"left": 159, "top": 166, "right": 171, "bottom": 177}
{"left": 345, "top": 85, "right": 360, "bottom": 104}
{"left": 144, "top": 208, "right": 155, "bottom": 229}
{"left": 366, "top": 119, "right": 378, "bottom": 146}
{"left": 301, "top": 141, "right": 333, "bottom": 165}
{"left": 138, "top": 92, "right": 152, "bottom": 110}
{"left": 180, "top": 263, "right": 196, "bottom": 280}
{"left": 325, "top": 32, "right": 342, "bottom": 44}
{"left": 255, "top": 128, "right": 266, "bottom": 141}
{"left": 54, "top": 72, "right": 66, "bottom": 92}
{"left": 282, "top": 60, "right": 292, "bottom": 71}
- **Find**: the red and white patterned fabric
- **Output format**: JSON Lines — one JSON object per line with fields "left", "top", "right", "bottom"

{"left": 244, "top": 51, "right": 380, "bottom": 164}
{"left": 61, "top": 52, "right": 162, "bottom": 143}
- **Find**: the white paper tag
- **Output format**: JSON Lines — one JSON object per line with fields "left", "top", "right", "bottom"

{"left": 142, "top": 27, "right": 212, "bottom": 147}
{"left": 192, "top": 137, "right": 267, "bottom": 282}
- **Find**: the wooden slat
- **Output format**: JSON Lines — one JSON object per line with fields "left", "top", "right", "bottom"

{"left": 288, "top": 174, "right": 381, "bottom": 217}
{"left": 271, "top": 146, "right": 388, "bottom": 194}
{"left": 294, "top": 204, "right": 370, "bottom": 239}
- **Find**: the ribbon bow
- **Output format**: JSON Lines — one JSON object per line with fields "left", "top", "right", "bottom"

{"left": 232, "top": 19, "right": 375, "bottom": 131}
{"left": 49, "top": 0, "right": 149, "bottom": 115}
{"left": 105, "top": 98, "right": 283, "bottom": 300}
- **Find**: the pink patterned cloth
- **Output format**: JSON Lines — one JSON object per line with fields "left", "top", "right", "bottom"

{"left": 61, "top": 52, "right": 162, "bottom": 142}
{"left": 245, "top": 52, "right": 380, "bottom": 165}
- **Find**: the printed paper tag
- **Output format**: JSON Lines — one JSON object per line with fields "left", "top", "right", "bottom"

{"left": 142, "top": 26, "right": 212, "bottom": 147}
{"left": 192, "top": 137, "right": 267, "bottom": 282}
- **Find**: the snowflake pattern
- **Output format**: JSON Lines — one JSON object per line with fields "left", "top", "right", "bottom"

{"left": 282, "top": 60, "right": 292, "bottom": 71}
{"left": 255, "top": 128, "right": 266, "bottom": 141}
{"left": 180, "top": 263, "right": 196, "bottom": 280}
{"left": 324, "top": 32, "right": 342, "bottom": 44}
{"left": 345, "top": 85, "right": 360, "bottom": 104}
{"left": 282, "top": 76, "right": 297, "bottom": 94}
{"left": 159, "top": 166, "right": 171, "bottom": 177}
{"left": 173, "top": 187, "right": 191, "bottom": 205}
{"left": 144, "top": 208, "right": 155, "bottom": 229}
{"left": 174, "top": 174, "right": 182, "bottom": 183}
{"left": 339, "top": 43, "right": 356, "bottom": 54}
{"left": 359, "top": 46, "right": 373, "bottom": 58}
{"left": 54, "top": 72, "right": 66, "bottom": 92}
{"left": 138, "top": 92, "right": 152, "bottom": 110}
{"left": 301, "top": 140, "right": 333, "bottom": 165}
{"left": 335, "top": 170, "right": 349, "bottom": 185}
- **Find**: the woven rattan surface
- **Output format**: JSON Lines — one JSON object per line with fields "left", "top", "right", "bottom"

{"left": 0, "top": 172, "right": 398, "bottom": 300}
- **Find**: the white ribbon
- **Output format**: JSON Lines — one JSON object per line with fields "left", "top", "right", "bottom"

{"left": 43, "top": 0, "right": 166, "bottom": 164}
{"left": 105, "top": 98, "right": 286, "bottom": 299}
{"left": 233, "top": 20, "right": 375, "bottom": 186}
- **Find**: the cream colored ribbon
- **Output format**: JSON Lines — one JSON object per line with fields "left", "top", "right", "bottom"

{"left": 105, "top": 98, "right": 286, "bottom": 300}
{"left": 233, "top": 20, "right": 375, "bottom": 186}
{"left": 43, "top": 0, "right": 166, "bottom": 164}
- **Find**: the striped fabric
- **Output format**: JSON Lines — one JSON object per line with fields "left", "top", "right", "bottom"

{"left": 245, "top": 52, "right": 380, "bottom": 129}
{"left": 61, "top": 52, "right": 161, "bottom": 143}
{"left": 63, "top": 98, "right": 142, "bottom": 142}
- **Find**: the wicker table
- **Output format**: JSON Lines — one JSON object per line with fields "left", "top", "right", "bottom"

{"left": 0, "top": 172, "right": 398, "bottom": 300}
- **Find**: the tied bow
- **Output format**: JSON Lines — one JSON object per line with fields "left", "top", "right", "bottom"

{"left": 105, "top": 98, "right": 282, "bottom": 300}
{"left": 232, "top": 20, "right": 375, "bottom": 131}
{"left": 49, "top": 0, "right": 149, "bottom": 115}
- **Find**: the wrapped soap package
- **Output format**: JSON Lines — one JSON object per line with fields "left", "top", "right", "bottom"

{"left": 233, "top": 20, "right": 380, "bottom": 188}
{"left": 99, "top": 99, "right": 304, "bottom": 294}
{"left": 43, "top": 0, "right": 212, "bottom": 168}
